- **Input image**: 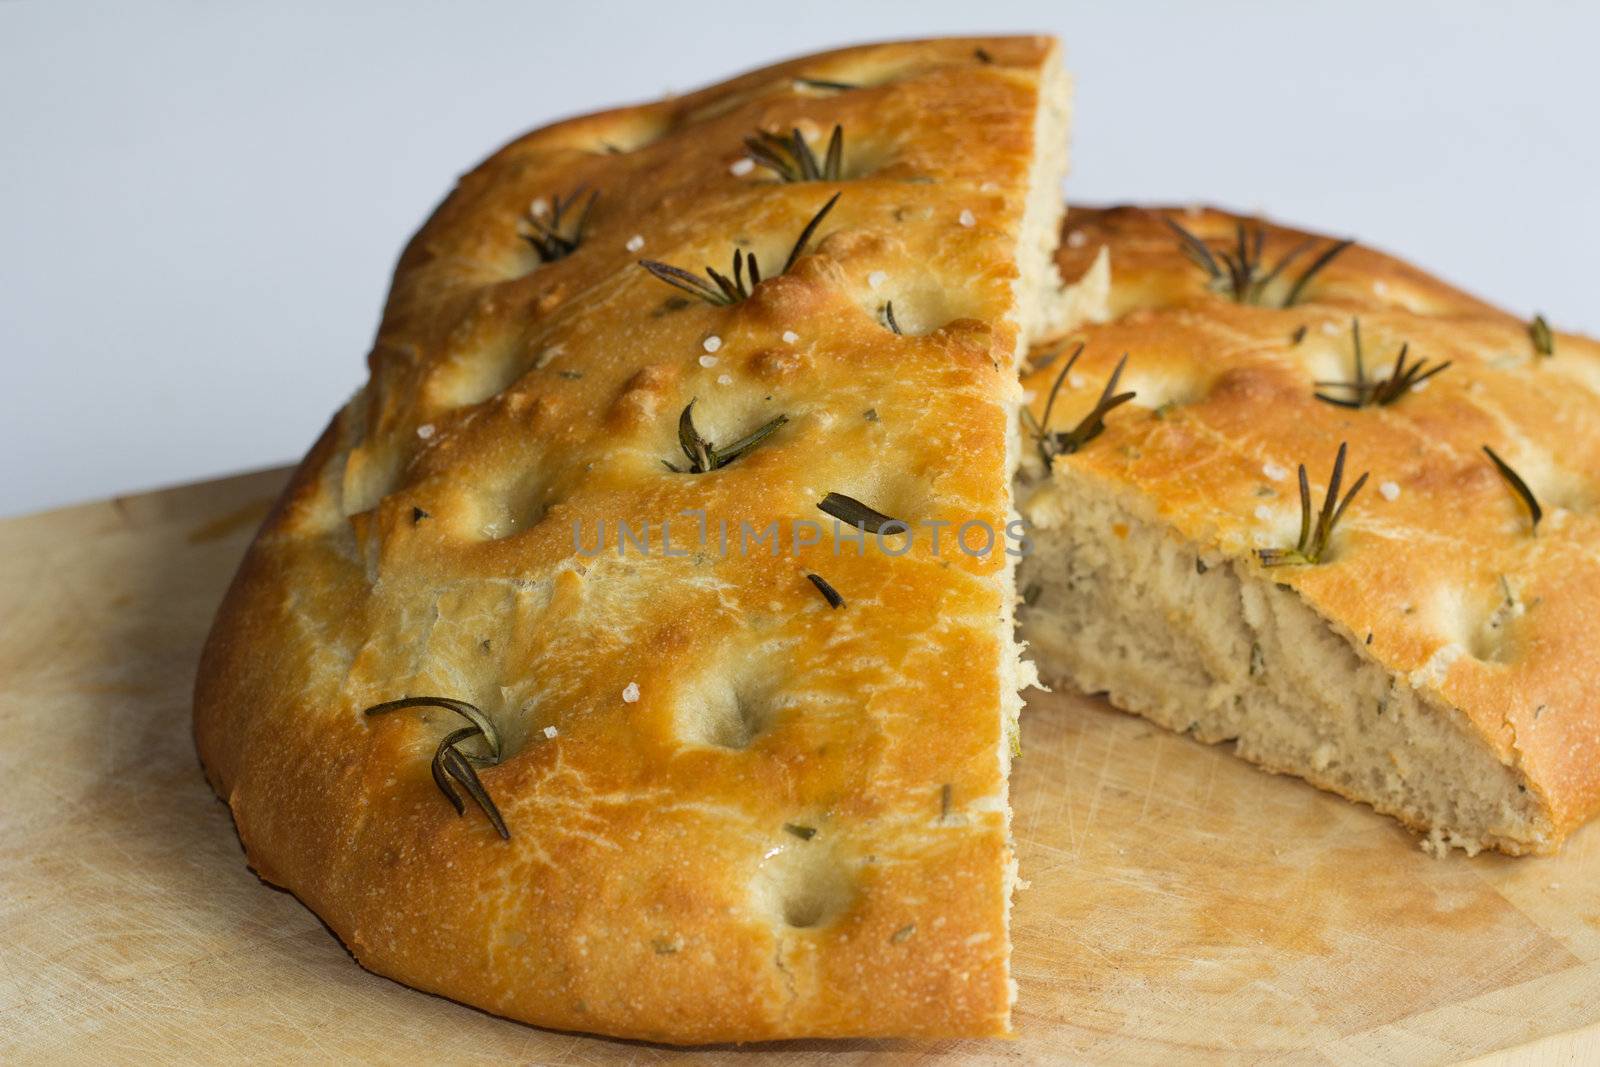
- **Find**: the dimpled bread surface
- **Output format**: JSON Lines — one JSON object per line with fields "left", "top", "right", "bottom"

{"left": 195, "top": 37, "right": 1071, "bottom": 1042}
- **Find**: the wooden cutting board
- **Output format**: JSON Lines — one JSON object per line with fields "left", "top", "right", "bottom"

{"left": 4, "top": 469, "right": 1599, "bottom": 1065}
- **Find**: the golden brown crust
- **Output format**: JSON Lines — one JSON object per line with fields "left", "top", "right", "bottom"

{"left": 1026, "top": 205, "right": 1600, "bottom": 850}
{"left": 195, "top": 36, "right": 1064, "bottom": 1042}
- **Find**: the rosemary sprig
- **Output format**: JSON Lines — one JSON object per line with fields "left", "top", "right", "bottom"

{"left": 1166, "top": 217, "right": 1351, "bottom": 308}
{"left": 1530, "top": 314, "right": 1555, "bottom": 358}
{"left": 522, "top": 187, "right": 597, "bottom": 263}
{"left": 642, "top": 252, "right": 761, "bottom": 307}
{"left": 805, "top": 572, "right": 845, "bottom": 608}
{"left": 1315, "top": 319, "right": 1450, "bottom": 408}
{"left": 744, "top": 126, "right": 844, "bottom": 183}
{"left": 1483, "top": 445, "right": 1542, "bottom": 534}
{"left": 1257, "top": 442, "right": 1368, "bottom": 567}
{"left": 817, "top": 492, "right": 904, "bottom": 534}
{"left": 640, "top": 193, "right": 840, "bottom": 306}
{"left": 1020, "top": 344, "right": 1137, "bottom": 465}
{"left": 364, "top": 697, "right": 509, "bottom": 840}
{"left": 663, "top": 400, "right": 788, "bottom": 473}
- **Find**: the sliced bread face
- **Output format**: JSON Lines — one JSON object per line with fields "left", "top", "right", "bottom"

{"left": 1019, "top": 206, "right": 1600, "bottom": 856}
{"left": 195, "top": 38, "right": 1071, "bottom": 1043}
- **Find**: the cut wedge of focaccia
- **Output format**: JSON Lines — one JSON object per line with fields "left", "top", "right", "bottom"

{"left": 1019, "top": 205, "right": 1600, "bottom": 856}
{"left": 195, "top": 38, "right": 1071, "bottom": 1042}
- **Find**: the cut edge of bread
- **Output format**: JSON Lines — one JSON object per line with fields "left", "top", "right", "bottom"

{"left": 996, "top": 43, "right": 1072, "bottom": 1013}
{"left": 1018, "top": 463, "right": 1557, "bottom": 857}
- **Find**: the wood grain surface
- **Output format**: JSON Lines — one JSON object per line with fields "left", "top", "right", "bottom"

{"left": 3, "top": 469, "right": 1597, "bottom": 1064}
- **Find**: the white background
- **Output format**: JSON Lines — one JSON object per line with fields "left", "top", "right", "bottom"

{"left": 4, "top": 1, "right": 1597, "bottom": 517}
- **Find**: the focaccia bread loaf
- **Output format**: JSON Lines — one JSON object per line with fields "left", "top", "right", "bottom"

{"left": 1019, "top": 205, "right": 1600, "bottom": 856}
{"left": 195, "top": 37, "right": 1071, "bottom": 1042}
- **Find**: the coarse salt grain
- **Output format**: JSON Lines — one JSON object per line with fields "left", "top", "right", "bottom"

{"left": 867, "top": 270, "right": 887, "bottom": 289}
{"left": 702, "top": 335, "right": 722, "bottom": 353}
{"left": 717, "top": 373, "right": 733, "bottom": 385}
{"left": 782, "top": 330, "right": 799, "bottom": 344}
{"left": 1263, "top": 461, "right": 1289, "bottom": 481}
{"left": 416, "top": 424, "right": 435, "bottom": 439}
{"left": 1321, "top": 321, "right": 1341, "bottom": 336}
{"left": 1254, "top": 505, "right": 1274, "bottom": 521}
{"left": 698, "top": 355, "right": 718, "bottom": 368}
{"left": 1379, "top": 481, "right": 1401, "bottom": 501}
{"left": 622, "top": 682, "right": 640, "bottom": 703}
{"left": 1373, "top": 280, "right": 1389, "bottom": 296}
{"left": 625, "top": 234, "right": 644, "bottom": 252}
{"left": 1068, "top": 373, "right": 1085, "bottom": 389}
{"left": 1066, "top": 230, "right": 1088, "bottom": 248}
{"left": 529, "top": 197, "right": 549, "bottom": 217}
{"left": 543, "top": 725, "right": 559, "bottom": 739}
{"left": 729, "top": 158, "right": 755, "bottom": 176}
{"left": 959, "top": 209, "right": 976, "bottom": 227}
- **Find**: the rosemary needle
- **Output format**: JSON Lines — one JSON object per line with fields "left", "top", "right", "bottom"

{"left": 805, "top": 572, "right": 845, "bottom": 608}
{"left": 1483, "top": 445, "right": 1542, "bottom": 534}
